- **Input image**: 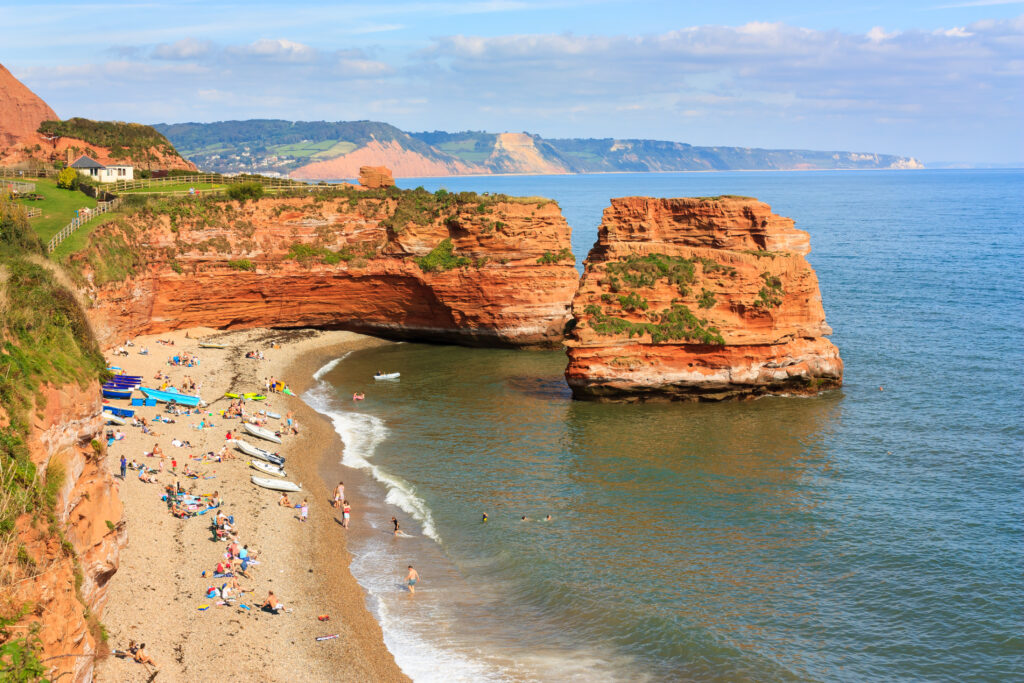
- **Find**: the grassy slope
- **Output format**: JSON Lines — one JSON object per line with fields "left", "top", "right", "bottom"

{"left": 16, "top": 178, "right": 97, "bottom": 242}
{"left": 0, "top": 196, "right": 107, "bottom": 676}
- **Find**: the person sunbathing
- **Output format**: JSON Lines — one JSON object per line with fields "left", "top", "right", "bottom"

{"left": 127, "top": 643, "right": 156, "bottom": 667}
{"left": 152, "top": 443, "right": 164, "bottom": 458}
{"left": 261, "top": 591, "right": 283, "bottom": 614}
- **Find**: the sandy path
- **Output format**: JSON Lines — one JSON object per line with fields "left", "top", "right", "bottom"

{"left": 94, "top": 327, "right": 406, "bottom": 682}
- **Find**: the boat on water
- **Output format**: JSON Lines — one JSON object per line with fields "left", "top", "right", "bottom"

{"left": 140, "top": 387, "right": 203, "bottom": 407}
{"left": 243, "top": 422, "right": 282, "bottom": 444}
{"left": 233, "top": 439, "right": 285, "bottom": 466}
{"left": 198, "top": 342, "right": 227, "bottom": 349}
{"left": 102, "top": 387, "right": 133, "bottom": 400}
{"left": 251, "top": 476, "right": 301, "bottom": 493}
{"left": 374, "top": 372, "right": 401, "bottom": 380}
{"left": 249, "top": 460, "right": 286, "bottom": 478}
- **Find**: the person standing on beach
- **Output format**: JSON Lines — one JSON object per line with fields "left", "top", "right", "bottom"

{"left": 342, "top": 500, "right": 351, "bottom": 528}
{"left": 405, "top": 565, "right": 420, "bottom": 594}
{"left": 333, "top": 482, "right": 344, "bottom": 508}
{"left": 120, "top": 455, "right": 127, "bottom": 479}
{"left": 300, "top": 499, "right": 308, "bottom": 522}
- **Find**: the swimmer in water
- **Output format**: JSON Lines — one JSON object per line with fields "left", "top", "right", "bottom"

{"left": 544, "top": 515, "right": 552, "bottom": 521}
{"left": 521, "top": 515, "right": 528, "bottom": 522}
{"left": 391, "top": 516, "right": 400, "bottom": 535}
{"left": 481, "top": 513, "right": 488, "bottom": 523}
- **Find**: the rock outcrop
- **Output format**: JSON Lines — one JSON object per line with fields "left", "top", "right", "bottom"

{"left": 359, "top": 165, "right": 395, "bottom": 189}
{"left": 565, "top": 196, "right": 842, "bottom": 401}
{"left": 4, "top": 382, "right": 126, "bottom": 683}
{"left": 71, "top": 191, "right": 579, "bottom": 348}
{"left": 0, "top": 63, "right": 58, "bottom": 147}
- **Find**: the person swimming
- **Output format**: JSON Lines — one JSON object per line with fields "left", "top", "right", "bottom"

{"left": 481, "top": 512, "right": 488, "bottom": 523}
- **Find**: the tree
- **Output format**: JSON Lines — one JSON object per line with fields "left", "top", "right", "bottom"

{"left": 56, "top": 167, "right": 79, "bottom": 190}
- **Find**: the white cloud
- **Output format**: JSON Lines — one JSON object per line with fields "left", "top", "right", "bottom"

{"left": 231, "top": 38, "right": 320, "bottom": 62}
{"left": 152, "top": 37, "right": 214, "bottom": 60}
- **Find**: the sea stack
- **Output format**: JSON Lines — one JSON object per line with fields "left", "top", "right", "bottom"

{"left": 564, "top": 196, "right": 843, "bottom": 401}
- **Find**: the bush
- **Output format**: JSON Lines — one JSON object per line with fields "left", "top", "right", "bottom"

{"left": 228, "top": 259, "right": 255, "bottom": 271}
{"left": 536, "top": 248, "right": 574, "bottom": 265}
{"left": 56, "top": 167, "right": 80, "bottom": 190}
{"left": 415, "top": 238, "right": 470, "bottom": 273}
{"left": 226, "top": 182, "right": 264, "bottom": 202}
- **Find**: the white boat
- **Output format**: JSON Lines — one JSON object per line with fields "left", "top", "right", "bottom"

{"left": 251, "top": 476, "right": 301, "bottom": 493}
{"left": 104, "top": 413, "right": 127, "bottom": 426}
{"left": 373, "top": 372, "right": 401, "bottom": 380}
{"left": 233, "top": 439, "right": 285, "bottom": 466}
{"left": 243, "top": 422, "right": 282, "bottom": 444}
{"left": 249, "top": 460, "right": 286, "bottom": 478}
{"left": 259, "top": 410, "right": 282, "bottom": 420}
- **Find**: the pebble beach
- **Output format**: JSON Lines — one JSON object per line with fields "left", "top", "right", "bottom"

{"left": 94, "top": 326, "right": 404, "bottom": 682}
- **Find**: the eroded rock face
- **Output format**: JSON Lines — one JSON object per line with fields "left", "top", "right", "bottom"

{"left": 5, "top": 382, "right": 126, "bottom": 683}
{"left": 358, "top": 165, "right": 396, "bottom": 189}
{"left": 75, "top": 194, "right": 579, "bottom": 348}
{"left": 0, "top": 63, "right": 58, "bottom": 147}
{"left": 565, "top": 196, "right": 843, "bottom": 401}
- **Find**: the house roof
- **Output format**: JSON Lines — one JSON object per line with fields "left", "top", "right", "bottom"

{"left": 70, "top": 155, "right": 105, "bottom": 169}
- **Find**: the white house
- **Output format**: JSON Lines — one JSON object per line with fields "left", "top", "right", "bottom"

{"left": 70, "top": 155, "right": 134, "bottom": 183}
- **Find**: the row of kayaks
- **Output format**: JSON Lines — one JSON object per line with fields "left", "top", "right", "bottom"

{"left": 225, "top": 392, "right": 267, "bottom": 401}
{"left": 234, "top": 439, "right": 302, "bottom": 492}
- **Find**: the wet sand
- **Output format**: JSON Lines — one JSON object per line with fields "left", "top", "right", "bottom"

{"left": 95, "top": 327, "right": 406, "bottom": 682}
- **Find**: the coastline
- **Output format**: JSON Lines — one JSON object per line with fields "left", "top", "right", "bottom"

{"left": 95, "top": 327, "right": 406, "bottom": 682}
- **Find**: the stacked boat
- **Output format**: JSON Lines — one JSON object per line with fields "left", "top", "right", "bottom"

{"left": 102, "top": 375, "right": 141, "bottom": 400}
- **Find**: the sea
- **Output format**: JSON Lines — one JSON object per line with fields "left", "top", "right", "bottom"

{"left": 302, "top": 170, "right": 1024, "bottom": 682}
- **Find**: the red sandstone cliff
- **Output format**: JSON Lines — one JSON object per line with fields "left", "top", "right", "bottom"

{"left": 565, "top": 196, "right": 842, "bottom": 400}
{"left": 0, "top": 62, "right": 195, "bottom": 171}
{"left": 3, "top": 383, "right": 127, "bottom": 682}
{"left": 0, "top": 64, "right": 58, "bottom": 148}
{"left": 71, "top": 192, "right": 578, "bottom": 348}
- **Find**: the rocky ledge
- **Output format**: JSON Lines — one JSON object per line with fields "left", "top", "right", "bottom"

{"left": 564, "top": 196, "right": 843, "bottom": 401}
{"left": 71, "top": 189, "right": 579, "bottom": 348}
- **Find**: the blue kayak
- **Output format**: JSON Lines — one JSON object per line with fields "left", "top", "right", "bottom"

{"left": 141, "top": 387, "right": 203, "bottom": 407}
{"left": 102, "top": 387, "right": 133, "bottom": 400}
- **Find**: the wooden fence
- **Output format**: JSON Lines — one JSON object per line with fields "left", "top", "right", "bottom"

{"left": 0, "top": 167, "right": 58, "bottom": 179}
{"left": 25, "top": 208, "right": 42, "bottom": 219}
{"left": 109, "top": 174, "right": 330, "bottom": 194}
{"left": 47, "top": 197, "right": 123, "bottom": 254}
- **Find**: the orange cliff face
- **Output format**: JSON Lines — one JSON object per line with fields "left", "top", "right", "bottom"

{"left": 4, "top": 382, "right": 127, "bottom": 683}
{"left": 564, "top": 196, "right": 843, "bottom": 401}
{"left": 0, "top": 63, "right": 58, "bottom": 147}
{"left": 71, "top": 192, "right": 579, "bottom": 348}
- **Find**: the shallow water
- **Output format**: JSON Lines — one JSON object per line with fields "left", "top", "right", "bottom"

{"left": 304, "top": 170, "right": 1024, "bottom": 681}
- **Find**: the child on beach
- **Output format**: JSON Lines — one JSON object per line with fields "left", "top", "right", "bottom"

{"left": 300, "top": 499, "right": 308, "bottom": 522}
{"left": 333, "top": 482, "right": 344, "bottom": 508}
{"left": 342, "top": 500, "right": 351, "bottom": 528}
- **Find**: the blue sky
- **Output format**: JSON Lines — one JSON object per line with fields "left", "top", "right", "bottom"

{"left": 1, "top": 0, "right": 1022, "bottom": 163}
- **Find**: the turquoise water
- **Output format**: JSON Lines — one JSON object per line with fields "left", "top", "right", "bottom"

{"left": 306, "top": 170, "right": 1024, "bottom": 681}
